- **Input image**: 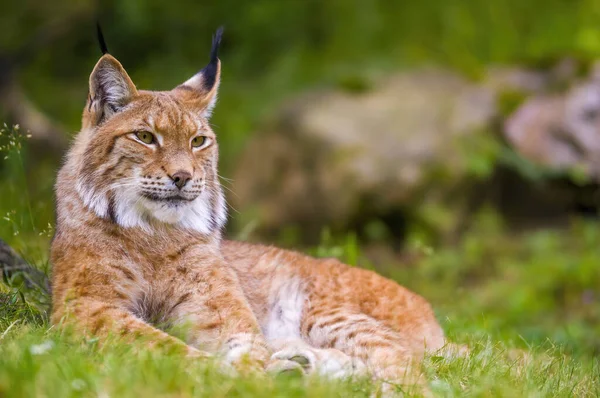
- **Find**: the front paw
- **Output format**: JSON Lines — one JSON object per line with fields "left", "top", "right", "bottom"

{"left": 229, "top": 355, "right": 266, "bottom": 377}
{"left": 271, "top": 346, "right": 365, "bottom": 380}
{"left": 265, "top": 358, "right": 306, "bottom": 377}
{"left": 222, "top": 334, "right": 270, "bottom": 376}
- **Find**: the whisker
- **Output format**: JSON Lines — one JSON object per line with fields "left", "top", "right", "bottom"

{"left": 220, "top": 184, "right": 238, "bottom": 198}
{"left": 217, "top": 173, "right": 234, "bottom": 183}
{"left": 224, "top": 198, "right": 240, "bottom": 214}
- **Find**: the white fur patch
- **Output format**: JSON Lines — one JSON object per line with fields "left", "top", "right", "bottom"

{"left": 75, "top": 179, "right": 109, "bottom": 218}
{"left": 76, "top": 172, "right": 227, "bottom": 235}
{"left": 264, "top": 278, "right": 305, "bottom": 342}
{"left": 212, "top": 188, "right": 227, "bottom": 231}
{"left": 201, "top": 92, "right": 218, "bottom": 119}
{"left": 183, "top": 74, "right": 203, "bottom": 89}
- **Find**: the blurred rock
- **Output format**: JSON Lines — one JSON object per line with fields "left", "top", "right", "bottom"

{"left": 485, "top": 58, "right": 582, "bottom": 95}
{"left": 232, "top": 69, "right": 498, "bottom": 240}
{"left": 505, "top": 62, "right": 600, "bottom": 180}
{"left": 484, "top": 66, "right": 548, "bottom": 94}
{"left": 232, "top": 60, "right": 600, "bottom": 242}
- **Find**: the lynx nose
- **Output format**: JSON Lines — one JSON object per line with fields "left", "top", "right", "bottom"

{"left": 171, "top": 171, "right": 192, "bottom": 190}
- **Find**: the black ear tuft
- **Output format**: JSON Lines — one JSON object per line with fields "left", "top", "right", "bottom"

{"left": 173, "top": 26, "right": 224, "bottom": 117}
{"left": 198, "top": 26, "right": 224, "bottom": 91}
{"left": 210, "top": 26, "right": 224, "bottom": 64}
{"left": 96, "top": 23, "right": 109, "bottom": 55}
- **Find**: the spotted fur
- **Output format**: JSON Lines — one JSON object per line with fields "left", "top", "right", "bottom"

{"left": 223, "top": 242, "right": 446, "bottom": 387}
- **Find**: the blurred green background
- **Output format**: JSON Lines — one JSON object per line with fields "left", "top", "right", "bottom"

{"left": 1, "top": 0, "right": 599, "bottom": 372}
{"left": 5, "top": 0, "right": 600, "bottom": 168}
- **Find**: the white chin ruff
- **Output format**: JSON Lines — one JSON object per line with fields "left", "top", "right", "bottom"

{"left": 77, "top": 182, "right": 227, "bottom": 235}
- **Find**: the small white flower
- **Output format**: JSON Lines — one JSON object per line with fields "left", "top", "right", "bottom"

{"left": 430, "top": 379, "right": 452, "bottom": 393}
{"left": 71, "top": 379, "right": 86, "bottom": 391}
{"left": 29, "top": 340, "right": 54, "bottom": 355}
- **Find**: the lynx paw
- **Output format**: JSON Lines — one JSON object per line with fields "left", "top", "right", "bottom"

{"left": 270, "top": 346, "right": 365, "bottom": 380}
{"left": 265, "top": 358, "right": 305, "bottom": 377}
{"left": 221, "top": 333, "right": 269, "bottom": 376}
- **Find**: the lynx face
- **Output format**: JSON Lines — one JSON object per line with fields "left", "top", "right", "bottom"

{"left": 74, "top": 32, "right": 226, "bottom": 234}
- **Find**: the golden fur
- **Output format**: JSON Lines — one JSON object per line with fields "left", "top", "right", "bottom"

{"left": 51, "top": 30, "right": 445, "bottom": 385}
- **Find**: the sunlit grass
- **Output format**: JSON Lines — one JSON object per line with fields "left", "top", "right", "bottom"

{"left": 0, "top": 319, "right": 597, "bottom": 397}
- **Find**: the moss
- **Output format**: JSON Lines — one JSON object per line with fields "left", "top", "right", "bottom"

{"left": 335, "top": 75, "right": 373, "bottom": 95}
{"left": 497, "top": 89, "right": 528, "bottom": 118}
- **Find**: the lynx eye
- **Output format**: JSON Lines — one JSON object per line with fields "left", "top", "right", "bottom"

{"left": 134, "top": 131, "right": 155, "bottom": 145}
{"left": 191, "top": 136, "right": 208, "bottom": 148}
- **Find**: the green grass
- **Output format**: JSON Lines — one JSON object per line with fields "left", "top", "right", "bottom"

{"left": 0, "top": 325, "right": 597, "bottom": 397}
{"left": 1, "top": 288, "right": 598, "bottom": 397}
{"left": 2, "top": 210, "right": 599, "bottom": 396}
{"left": 0, "top": 326, "right": 377, "bottom": 398}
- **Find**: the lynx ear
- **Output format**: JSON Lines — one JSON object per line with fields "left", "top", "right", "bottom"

{"left": 87, "top": 54, "right": 137, "bottom": 126}
{"left": 174, "top": 27, "right": 223, "bottom": 118}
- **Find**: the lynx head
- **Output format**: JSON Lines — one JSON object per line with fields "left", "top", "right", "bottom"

{"left": 73, "top": 28, "right": 226, "bottom": 235}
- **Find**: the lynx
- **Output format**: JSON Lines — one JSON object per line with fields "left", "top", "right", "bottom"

{"left": 51, "top": 27, "right": 446, "bottom": 387}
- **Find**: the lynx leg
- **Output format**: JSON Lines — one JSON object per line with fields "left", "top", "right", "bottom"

{"left": 301, "top": 306, "right": 424, "bottom": 386}
{"left": 171, "top": 302, "right": 269, "bottom": 373}
{"left": 168, "top": 264, "right": 270, "bottom": 373}
{"left": 57, "top": 298, "right": 208, "bottom": 358}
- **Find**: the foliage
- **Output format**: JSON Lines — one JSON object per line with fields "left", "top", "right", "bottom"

{"left": 5, "top": 0, "right": 600, "bottom": 173}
